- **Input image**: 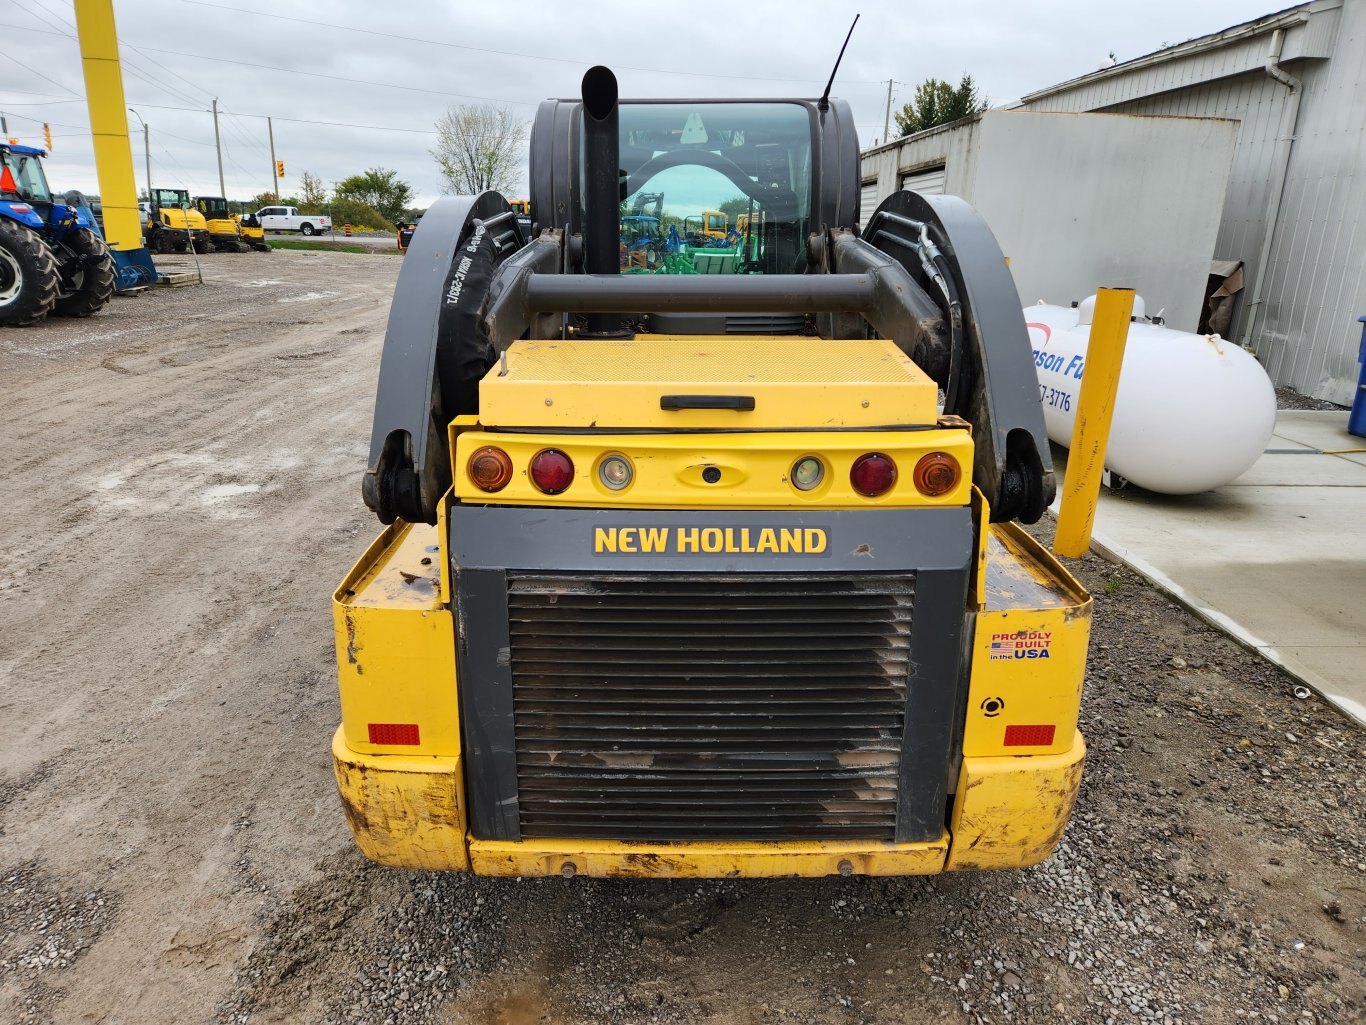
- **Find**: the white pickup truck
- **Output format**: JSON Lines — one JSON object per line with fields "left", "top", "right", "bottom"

{"left": 254, "top": 205, "right": 332, "bottom": 236}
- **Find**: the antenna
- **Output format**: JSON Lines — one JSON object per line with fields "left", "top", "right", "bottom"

{"left": 819, "top": 14, "right": 860, "bottom": 112}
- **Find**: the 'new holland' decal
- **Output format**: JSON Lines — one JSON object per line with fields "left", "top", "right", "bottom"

{"left": 594, "top": 526, "right": 829, "bottom": 556}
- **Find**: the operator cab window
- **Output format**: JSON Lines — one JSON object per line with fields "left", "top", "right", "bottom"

{"left": 1, "top": 150, "right": 52, "bottom": 205}
{"left": 595, "top": 102, "right": 813, "bottom": 275}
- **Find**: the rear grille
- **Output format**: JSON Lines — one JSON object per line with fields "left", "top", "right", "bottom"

{"left": 724, "top": 313, "right": 809, "bottom": 334}
{"left": 507, "top": 573, "right": 914, "bottom": 841}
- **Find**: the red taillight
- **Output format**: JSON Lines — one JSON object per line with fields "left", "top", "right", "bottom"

{"left": 468, "top": 446, "right": 513, "bottom": 492}
{"left": 530, "top": 449, "right": 574, "bottom": 494}
{"left": 913, "top": 451, "right": 961, "bottom": 497}
{"left": 850, "top": 453, "right": 897, "bottom": 497}
{"left": 368, "top": 723, "right": 420, "bottom": 745}
{"left": 1004, "top": 724, "right": 1056, "bottom": 747}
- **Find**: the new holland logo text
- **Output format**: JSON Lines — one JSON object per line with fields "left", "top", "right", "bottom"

{"left": 989, "top": 631, "right": 1052, "bottom": 660}
{"left": 594, "top": 526, "right": 828, "bottom": 555}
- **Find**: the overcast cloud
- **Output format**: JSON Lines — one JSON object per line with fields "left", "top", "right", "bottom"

{"left": 1, "top": 0, "right": 1283, "bottom": 206}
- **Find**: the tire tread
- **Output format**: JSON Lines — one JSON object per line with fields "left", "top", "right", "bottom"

{"left": 0, "top": 219, "right": 60, "bottom": 327}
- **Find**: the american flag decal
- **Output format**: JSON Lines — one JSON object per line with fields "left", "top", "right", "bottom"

{"left": 989, "top": 639, "right": 1014, "bottom": 661}
{"left": 987, "top": 630, "right": 1053, "bottom": 661}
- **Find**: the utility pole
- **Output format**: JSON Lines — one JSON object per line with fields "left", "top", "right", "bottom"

{"left": 268, "top": 116, "right": 278, "bottom": 200}
{"left": 882, "top": 79, "right": 894, "bottom": 145}
{"left": 128, "top": 107, "right": 151, "bottom": 199}
{"left": 211, "top": 98, "right": 225, "bottom": 198}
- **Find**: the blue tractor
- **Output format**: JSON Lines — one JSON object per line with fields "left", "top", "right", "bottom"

{"left": 1, "top": 142, "right": 116, "bottom": 327}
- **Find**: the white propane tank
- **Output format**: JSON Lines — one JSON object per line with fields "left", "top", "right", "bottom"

{"left": 1024, "top": 297, "right": 1276, "bottom": 495}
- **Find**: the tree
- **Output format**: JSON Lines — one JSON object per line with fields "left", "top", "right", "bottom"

{"left": 329, "top": 196, "right": 391, "bottom": 231}
{"left": 893, "top": 75, "right": 988, "bottom": 138}
{"left": 718, "top": 196, "right": 751, "bottom": 221}
{"left": 299, "top": 171, "right": 328, "bottom": 209}
{"left": 432, "top": 104, "right": 526, "bottom": 195}
{"left": 333, "top": 168, "right": 413, "bottom": 224}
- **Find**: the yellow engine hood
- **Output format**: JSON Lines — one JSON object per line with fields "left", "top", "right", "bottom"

{"left": 478, "top": 336, "right": 938, "bottom": 430}
{"left": 161, "top": 209, "right": 207, "bottom": 230}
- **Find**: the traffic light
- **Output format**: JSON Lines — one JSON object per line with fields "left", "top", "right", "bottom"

{"left": 43, "top": 123, "right": 52, "bottom": 151}
{"left": 276, "top": 160, "right": 285, "bottom": 178}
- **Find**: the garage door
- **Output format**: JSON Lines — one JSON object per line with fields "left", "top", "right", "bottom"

{"left": 900, "top": 166, "right": 946, "bottom": 195}
{"left": 859, "top": 181, "right": 879, "bottom": 230}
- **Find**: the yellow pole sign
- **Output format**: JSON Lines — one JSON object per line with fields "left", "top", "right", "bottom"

{"left": 1053, "top": 287, "right": 1135, "bottom": 559}
{"left": 72, "top": 0, "right": 142, "bottom": 253}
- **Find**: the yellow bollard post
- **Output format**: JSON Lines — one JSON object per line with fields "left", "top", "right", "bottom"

{"left": 72, "top": 0, "right": 142, "bottom": 254}
{"left": 1053, "top": 287, "right": 1135, "bottom": 558}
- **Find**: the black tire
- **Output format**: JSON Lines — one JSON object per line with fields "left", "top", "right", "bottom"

{"left": 0, "top": 219, "right": 60, "bottom": 327}
{"left": 300, "top": 222, "right": 315, "bottom": 236}
{"left": 53, "top": 229, "right": 116, "bottom": 319}
{"left": 173, "top": 241, "right": 188, "bottom": 254}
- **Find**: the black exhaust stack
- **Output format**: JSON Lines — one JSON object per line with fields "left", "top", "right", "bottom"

{"left": 581, "top": 65, "right": 624, "bottom": 336}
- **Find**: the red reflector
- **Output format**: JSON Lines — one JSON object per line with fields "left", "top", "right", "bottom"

{"left": 1004, "top": 724, "right": 1056, "bottom": 747}
{"left": 0, "top": 166, "right": 17, "bottom": 194}
{"left": 368, "top": 723, "right": 420, "bottom": 746}
{"left": 529, "top": 448, "right": 574, "bottom": 494}
{"left": 850, "top": 452, "right": 897, "bottom": 497}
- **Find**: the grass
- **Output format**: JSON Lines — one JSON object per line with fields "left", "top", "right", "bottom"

{"left": 1102, "top": 575, "right": 1125, "bottom": 595}
{"left": 267, "top": 239, "right": 402, "bottom": 256}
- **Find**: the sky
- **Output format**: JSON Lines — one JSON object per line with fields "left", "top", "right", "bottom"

{"left": 0, "top": 0, "right": 1289, "bottom": 206}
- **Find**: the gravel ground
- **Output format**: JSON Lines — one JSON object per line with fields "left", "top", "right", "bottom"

{"left": 216, "top": 539, "right": 1363, "bottom": 1025}
{"left": 1274, "top": 387, "right": 1347, "bottom": 412}
{"left": 1, "top": 258, "right": 1361, "bottom": 1024}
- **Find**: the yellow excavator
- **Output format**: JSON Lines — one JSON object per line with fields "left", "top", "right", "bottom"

{"left": 330, "top": 68, "right": 1090, "bottom": 880}
{"left": 234, "top": 207, "right": 271, "bottom": 252}
{"left": 194, "top": 196, "right": 249, "bottom": 252}
{"left": 143, "top": 187, "right": 208, "bottom": 254}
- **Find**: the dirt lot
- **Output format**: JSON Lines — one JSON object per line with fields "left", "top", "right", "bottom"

{"left": 0, "top": 250, "right": 1361, "bottom": 1025}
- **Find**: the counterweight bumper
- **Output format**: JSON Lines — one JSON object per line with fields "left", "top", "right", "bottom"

{"left": 332, "top": 727, "right": 1085, "bottom": 877}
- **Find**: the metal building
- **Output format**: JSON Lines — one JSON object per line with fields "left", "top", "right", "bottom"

{"left": 864, "top": 0, "right": 1364, "bottom": 404}
{"left": 859, "top": 110, "right": 1239, "bottom": 334}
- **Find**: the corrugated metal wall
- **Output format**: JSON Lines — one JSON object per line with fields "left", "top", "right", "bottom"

{"left": 859, "top": 117, "right": 980, "bottom": 213}
{"left": 1021, "top": 0, "right": 1363, "bottom": 404}
{"left": 1255, "top": 9, "right": 1366, "bottom": 402}
{"left": 1100, "top": 72, "right": 1290, "bottom": 345}
{"left": 857, "top": 111, "right": 1237, "bottom": 331}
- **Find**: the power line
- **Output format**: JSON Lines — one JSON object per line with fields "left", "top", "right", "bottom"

{"left": 0, "top": 20, "right": 207, "bottom": 121}
{"left": 0, "top": 48, "right": 81, "bottom": 97}
{"left": 0, "top": 108, "right": 90, "bottom": 134}
{"left": 0, "top": 87, "right": 72, "bottom": 98}
{"left": 1, "top": 21, "right": 537, "bottom": 108}
{"left": 152, "top": 126, "right": 217, "bottom": 148}
{"left": 8, "top": 0, "right": 67, "bottom": 36}
{"left": 179, "top": 0, "right": 890, "bottom": 86}
{"left": 220, "top": 111, "right": 273, "bottom": 163}
{"left": 204, "top": 107, "right": 440, "bottom": 137}
{"left": 129, "top": 43, "right": 541, "bottom": 106}
{"left": 9, "top": 2, "right": 219, "bottom": 111}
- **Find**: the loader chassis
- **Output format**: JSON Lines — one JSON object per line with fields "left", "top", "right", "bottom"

{"left": 331, "top": 73, "right": 1090, "bottom": 878}
{"left": 1, "top": 143, "right": 115, "bottom": 326}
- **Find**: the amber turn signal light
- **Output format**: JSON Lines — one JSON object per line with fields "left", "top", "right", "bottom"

{"left": 468, "top": 446, "right": 513, "bottom": 492}
{"left": 913, "top": 451, "right": 961, "bottom": 497}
